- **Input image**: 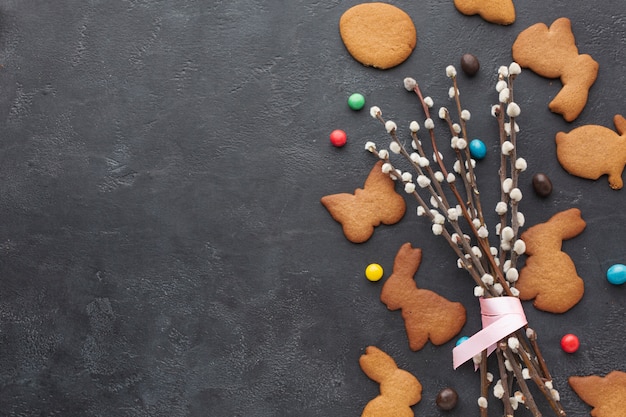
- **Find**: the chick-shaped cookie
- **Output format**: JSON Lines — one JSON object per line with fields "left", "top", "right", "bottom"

{"left": 556, "top": 115, "right": 626, "bottom": 190}
{"left": 359, "top": 346, "right": 422, "bottom": 417}
{"left": 517, "top": 208, "right": 586, "bottom": 313}
{"left": 454, "top": 0, "right": 515, "bottom": 25}
{"left": 381, "top": 243, "right": 466, "bottom": 351}
{"left": 569, "top": 371, "right": 626, "bottom": 417}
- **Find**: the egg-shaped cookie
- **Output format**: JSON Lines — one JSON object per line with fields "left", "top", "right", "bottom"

{"left": 339, "top": 3, "right": 417, "bottom": 69}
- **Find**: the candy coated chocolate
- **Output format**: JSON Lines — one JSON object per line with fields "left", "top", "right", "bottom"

{"left": 365, "top": 263, "right": 384, "bottom": 281}
{"left": 329, "top": 129, "right": 347, "bottom": 147}
{"left": 469, "top": 139, "right": 487, "bottom": 159}
{"left": 560, "top": 333, "right": 580, "bottom": 353}
{"left": 347, "top": 93, "right": 365, "bottom": 110}
{"left": 607, "top": 264, "right": 626, "bottom": 285}
{"left": 455, "top": 336, "right": 469, "bottom": 346}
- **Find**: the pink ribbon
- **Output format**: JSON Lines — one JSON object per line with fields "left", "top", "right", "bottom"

{"left": 453, "top": 296, "right": 527, "bottom": 370}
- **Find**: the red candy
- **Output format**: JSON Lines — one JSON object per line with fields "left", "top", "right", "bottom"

{"left": 560, "top": 333, "right": 580, "bottom": 353}
{"left": 330, "top": 129, "right": 347, "bottom": 147}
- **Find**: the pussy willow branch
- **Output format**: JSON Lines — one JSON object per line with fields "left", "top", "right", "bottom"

{"left": 405, "top": 81, "right": 513, "bottom": 297}
{"left": 366, "top": 64, "right": 565, "bottom": 417}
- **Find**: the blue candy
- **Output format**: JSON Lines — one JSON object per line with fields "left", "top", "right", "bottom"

{"left": 607, "top": 264, "right": 626, "bottom": 285}
{"left": 455, "top": 336, "right": 469, "bottom": 346}
{"left": 469, "top": 139, "right": 487, "bottom": 160}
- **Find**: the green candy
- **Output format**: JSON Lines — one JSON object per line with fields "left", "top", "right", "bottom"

{"left": 347, "top": 93, "right": 365, "bottom": 111}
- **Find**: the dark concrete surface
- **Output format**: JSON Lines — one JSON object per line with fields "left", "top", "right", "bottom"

{"left": 0, "top": 1, "right": 624, "bottom": 416}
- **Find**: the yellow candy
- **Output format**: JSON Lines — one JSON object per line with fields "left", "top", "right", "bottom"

{"left": 365, "top": 263, "right": 384, "bottom": 282}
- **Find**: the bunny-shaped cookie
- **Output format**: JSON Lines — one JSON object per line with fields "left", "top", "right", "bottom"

{"left": 556, "top": 114, "right": 626, "bottom": 189}
{"left": 381, "top": 243, "right": 466, "bottom": 351}
{"left": 512, "top": 17, "right": 598, "bottom": 122}
{"left": 359, "top": 346, "right": 422, "bottom": 417}
{"left": 569, "top": 371, "right": 626, "bottom": 417}
{"left": 516, "top": 208, "right": 586, "bottom": 313}
{"left": 454, "top": 0, "right": 516, "bottom": 25}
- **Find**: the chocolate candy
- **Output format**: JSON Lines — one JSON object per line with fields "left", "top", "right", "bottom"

{"left": 460, "top": 53, "right": 480, "bottom": 76}
{"left": 436, "top": 387, "right": 459, "bottom": 410}
{"left": 532, "top": 173, "right": 553, "bottom": 197}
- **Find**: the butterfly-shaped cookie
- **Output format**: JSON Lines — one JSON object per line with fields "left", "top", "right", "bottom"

{"left": 321, "top": 160, "right": 406, "bottom": 243}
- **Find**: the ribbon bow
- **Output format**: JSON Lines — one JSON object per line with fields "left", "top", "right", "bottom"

{"left": 453, "top": 296, "right": 527, "bottom": 370}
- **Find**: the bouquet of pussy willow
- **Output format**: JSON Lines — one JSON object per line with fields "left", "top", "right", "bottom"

{"left": 365, "top": 63, "right": 566, "bottom": 417}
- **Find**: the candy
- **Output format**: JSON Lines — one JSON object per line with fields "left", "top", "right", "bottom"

{"left": 436, "top": 387, "right": 459, "bottom": 410}
{"left": 532, "top": 173, "right": 553, "bottom": 197}
{"left": 469, "top": 139, "right": 487, "bottom": 159}
{"left": 348, "top": 93, "right": 365, "bottom": 111}
{"left": 365, "top": 263, "right": 384, "bottom": 282}
{"left": 607, "top": 263, "right": 626, "bottom": 285}
{"left": 460, "top": 53, "right": 480, "bottom": 76}
{"left": 330, "top": 129, "right": 347, "bottom": 147}
{"left": 560, "top": 333, "right": 580, "bottom": 353}
{"left": 455, "top": 336, "right": 469, "bottom": 346}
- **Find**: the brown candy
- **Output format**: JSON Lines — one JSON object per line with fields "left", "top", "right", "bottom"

{"left": 460, "top": 53, "right": 480, "bottom": 76}
{"left": 532, "top": 173, "right": 553, "bottom": 197}
{"left": 435, "top": 387, "right": 458, "bottom": 411}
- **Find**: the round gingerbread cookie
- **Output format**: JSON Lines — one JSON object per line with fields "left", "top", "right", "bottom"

{"left": 339, "top": 3, "right": 417, "bottom": 70}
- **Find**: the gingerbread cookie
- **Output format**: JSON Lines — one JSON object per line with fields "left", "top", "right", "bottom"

{"left": 381, "top": 243, "right": 466, "bottom": 351}
{"left": 454, "top": 0, "right": 515, "bottom": 25}
{"left": 321, "top": 161, "right": 406, "bottom": 243}
{"left": 512, "top": 17, "right": 599, "bottom": 122}
{"left": 516, "top": 208, "right": 586, "bottom": 313}
{"left": 359, "top": 346, "right": 422, "bottom": 417}
{"left": 339, "top": 3, "right": 417, "bottom": 69}
{"left": 569, "top": 371, "right": 626, "bottom": 417}
{"left": 556, "top": 114, "right": 626, "bottom": 190}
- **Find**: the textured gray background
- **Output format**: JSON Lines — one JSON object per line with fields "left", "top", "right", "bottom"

{"left": 0, "top": 0, "right": 625, "bottom": 416}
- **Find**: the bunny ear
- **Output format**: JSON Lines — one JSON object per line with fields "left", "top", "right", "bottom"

{"left": 380, "top": 243, "right": 422, "bottom": 310}
{"left": 359, "top": 346, "right": 397, "bottom": 383}
{"left": 549, "top": 17, "right": 575, "bottom": 44}
{"left": 548, "top": 208, "right": 586, "bottom": 240}
{"left": 614, "top": 114, "right": 626, "bottom": 136}
{"left": 392, "top": 243, "right": 422, "bottom": 278}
